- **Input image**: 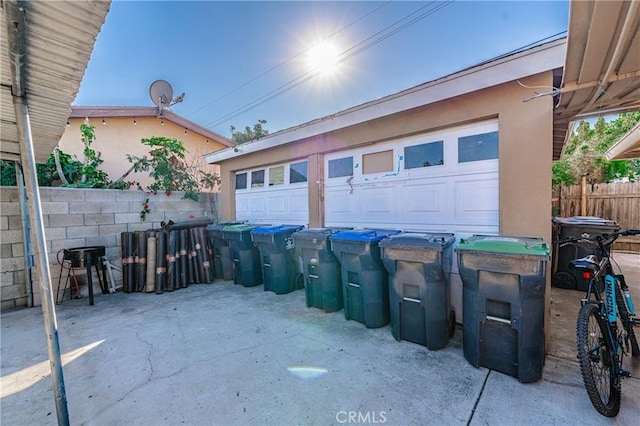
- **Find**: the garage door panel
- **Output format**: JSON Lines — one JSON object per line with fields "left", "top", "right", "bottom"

{"left": 454, "top": 177, "right": 498, "bottom": 225}
{"left": 268, "top": 196, "right": 286, "bottom": 213}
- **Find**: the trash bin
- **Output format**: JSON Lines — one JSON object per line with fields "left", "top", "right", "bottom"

{"left": 251, "top": 224, "right": 305, "bottom": 294}
{"left": 292, "top": 228, "right": 351, "bottom": 313}
{"left": 456, "top": 235, "right": 550, "bottom": 383}
{"left": 380, "top": 232, "right": 456, "bottom": 350}
{"left": 552, "top": 216, "right": 619, "bottom": 290}
{"left": 222, "top": 224, "right": 264, "bottom": 287}
{"left": 330, "top": 229, "right": 401, "bottom": 328}
{"left": 206, "top": 221, "right": 244, "bottom": 281}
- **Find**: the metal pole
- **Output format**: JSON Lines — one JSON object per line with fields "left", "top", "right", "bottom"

{"left": 14, "top": 96, "right": 70, "bottom": 426}
{"left": 15, "top": 162, "right": 34, "bottom": 307}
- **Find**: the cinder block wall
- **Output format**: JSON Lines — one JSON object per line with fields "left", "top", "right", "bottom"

{"left": 0, "top": 187, "right": 221, "bottom": 311}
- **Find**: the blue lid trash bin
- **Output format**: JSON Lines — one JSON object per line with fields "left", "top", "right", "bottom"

{"left": 551, "top": 216, "right": 619, "bottom": 291}
{"left": 456, "top": 235, "right": 550, "bottom": 383}
{"left": 292, "top": 228, "right": 351, "bottom": 313}
{"left": 222, "top": 224, "right": 265, "bottom": 287}
{"left": 206, "top": 221, "right": 245, "bottom": 281}
{"left": 330, "top": 229, "right": 401, "bottom": 328}
{"left": 251, "top": 224, "right": 305, "bottom": 294}
{"left": 380, "top": 232, "right": 456, "bottom": 350}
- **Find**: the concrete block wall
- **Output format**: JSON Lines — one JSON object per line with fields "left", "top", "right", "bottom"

{"left": 0, "top": 187, "right": 220, "bottom": 311}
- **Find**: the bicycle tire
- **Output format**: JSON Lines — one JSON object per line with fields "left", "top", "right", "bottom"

{"left": 576, "top": 302, "right": 621, "bottom": 417}
{"left": 615, "top": 284, "right": 640, "bottom": 357}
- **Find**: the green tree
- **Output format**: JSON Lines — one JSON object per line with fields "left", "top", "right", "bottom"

{"left": 553, "top": 112, "right": 640, "bottom": 186}
{"left": 0, "top": 149, "right": 83, "bottom": 187}
{"left": 229, "top": 119, "right": 269, "bottom": 144}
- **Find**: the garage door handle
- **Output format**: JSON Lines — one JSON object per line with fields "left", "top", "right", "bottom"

{"left": 486, "top": 315, "right": 511, "bottom": 325}
{"left": 403, "top": 297, "right": 420, "bottom": 303}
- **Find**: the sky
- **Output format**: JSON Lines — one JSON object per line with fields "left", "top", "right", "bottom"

{"left": 74, "top": 0, "right": 570, "bottom": 138}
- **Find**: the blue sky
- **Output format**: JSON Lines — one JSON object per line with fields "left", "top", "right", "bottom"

{"left": 74, "top": 1, "right": 570, "bottom": 137}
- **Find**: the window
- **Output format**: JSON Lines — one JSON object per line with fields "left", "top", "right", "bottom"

{"left": 458, "top": 131, "right": 498, "bottom": 163}
{"left": 251, "top": 170, "right": 264, "bottom": 188}
{"left": 290, "top": 161, "right": 308, "bottom": 183}
{"left": 363, "top": 150, "right": 393, "bottom": 174}
{"left": 328, "top": 156, "right": 353, "bottom": 178}
{"left": 269, "top": 165, "right": 284, "bottom": 186}
{"left": 235, "top": 172, "right": 247, "bottom": 190}
{"left": 404, "top": 141, "right": 444, "bottom": 169}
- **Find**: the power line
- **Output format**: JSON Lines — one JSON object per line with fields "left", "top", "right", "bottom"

{"left": 184, "top": 1, "right": 393, "bottom": 118}
{"left": 204, "top": 1, "right": 454, "bottom": 130}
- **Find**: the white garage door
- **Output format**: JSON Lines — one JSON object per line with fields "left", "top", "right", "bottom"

{"left": 324, "top": 120, "right": 499, "bottom": 321}
{"left": 235, "top": 160, "right": 309, "bottom": 225}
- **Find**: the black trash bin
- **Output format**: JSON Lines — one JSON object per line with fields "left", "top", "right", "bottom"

{"left": 222, "top": 224, "right": 264, "bottom": 287}
{"left": 206, "top": 221, "right": 244, "bottom": 281}
{"left": 292, "top": 228, "right": 351, "bottom": 312}
{"left": 251, "top": 224, "right": 305, "bottom": 294}
{"left": 380, "top": 232, "right": 456, "bottom": 350}
{"left": 456, "top": 235, "right": 550, "bottom": 383}
{"left": 330, "top": 229, "right": 401, "bottom": 328}
{"left": 552, "top": 216, "right": 619, "bottom": 290}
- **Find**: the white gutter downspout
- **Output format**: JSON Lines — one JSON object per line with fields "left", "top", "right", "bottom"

{"left": 4, "top": 1, "right": 70, "bottom": 425}
{"left": 581, "top": 1, "right": 639, "bottom": 113}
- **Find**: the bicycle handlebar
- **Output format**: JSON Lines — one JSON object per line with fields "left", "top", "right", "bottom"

{"left": 553, "top": 229, "right": 640, "bottom": 246}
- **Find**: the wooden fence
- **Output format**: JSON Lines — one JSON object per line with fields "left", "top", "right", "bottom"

{"left": 552, "top": 181, "right": 640, "bottom": 252}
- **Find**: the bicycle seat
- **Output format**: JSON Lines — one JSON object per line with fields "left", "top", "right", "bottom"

{"left": 569, "top": 255, "right": 600, "bottom": 273}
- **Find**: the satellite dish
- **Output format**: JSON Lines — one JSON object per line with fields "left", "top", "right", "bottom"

{"left": 149, "top": 80, "right": 174, "bottom": 109}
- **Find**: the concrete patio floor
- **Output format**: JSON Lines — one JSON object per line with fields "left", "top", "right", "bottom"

{"left": 1, "top": 253, "right": 639, "bottom": 425}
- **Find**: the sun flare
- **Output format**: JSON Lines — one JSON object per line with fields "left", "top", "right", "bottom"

{"left": 306, "top": 40, "right": 341, "bottom": 75}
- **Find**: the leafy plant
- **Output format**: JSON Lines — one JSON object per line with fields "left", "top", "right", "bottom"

{"left": 127, "top": 136, "right": 220, "bottom": 220}
{"left": 230, "top": 119, "right": 269, "bottom": 144}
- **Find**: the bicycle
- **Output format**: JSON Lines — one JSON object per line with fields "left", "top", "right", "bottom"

{"left": 555, "top": 229, "right": 640, "bottom": 417}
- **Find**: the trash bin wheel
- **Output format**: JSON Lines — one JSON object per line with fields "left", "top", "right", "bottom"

{"left": 553, "top": 271, "right": 576, "bottom": 289}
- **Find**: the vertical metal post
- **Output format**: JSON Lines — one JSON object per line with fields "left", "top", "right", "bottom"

{"left": 581, "top": 174, "right": 587, "bottom": 216}
{"left": 15, "top": 161, "right": 34, "bottom": 307}
{"left": 14, "top": 96, "right": 70, "bottom": 426}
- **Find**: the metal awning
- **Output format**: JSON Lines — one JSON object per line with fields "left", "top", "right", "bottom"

{"left": 0, "top": 0, "right": 110, "bottom": 163}
{"left": 553, "top": 0, "right": 640, "bottom": 160}
{"left": 604, "top": 121, "right": 640, "bottom": 160}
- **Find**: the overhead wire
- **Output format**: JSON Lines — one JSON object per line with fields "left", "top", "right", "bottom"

{"left": 184, "top": 1, "right": 393, "bottom": 118}
{"left": 204, "top": 1, "right": 454, "bottom": 130}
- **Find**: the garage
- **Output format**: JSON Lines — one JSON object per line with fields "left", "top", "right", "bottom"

{"left": 234, "top": 159, "right": 309, "bottom": 225}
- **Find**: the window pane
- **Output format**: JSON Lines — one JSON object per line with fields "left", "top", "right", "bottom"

{"left": 404, "top": 141, "right": 444, "bottom": 169}
{"left": 251, "top": 170, "right": 264, "bottom": 188}
{"left": 458, "top": 131, "right": 499, "bottom": 163}
{"left": 328, "top": 157, "right": 353, "bottom": 178}
{"left": 235, "top": 172, "right": 247, "bottom": 190}
{"left": 269, "top": 166, "right": 284, "bottom": 186}
{"left": 363, "top": 150, "right": 393, "bottom": 174}
{"left": 290, "top": 161, "right": 308, "bottom": 183}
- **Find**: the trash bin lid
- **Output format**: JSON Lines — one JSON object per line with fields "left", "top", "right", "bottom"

{"left": 379, "top": 232, "right": 455, "bottom": 249}
{"left": 552, "top": 216, "right": 619, "bottom": 227}
{"left": 293, "top": 227, "right": 351, "bottom": 240}
{"left": 250, "top": 224, "right": 305, "bottom": 236}
{"left": 329, "top": 228, "right": 400, "bottom": 242}
{"left": 456, "top": 235, "right": 550, "bottom": 257}
{"left": 222, "top": 223, "right": 262, "bottom": 233}
{"left": 207, "top": 221, "right": 245, "bottom": 232}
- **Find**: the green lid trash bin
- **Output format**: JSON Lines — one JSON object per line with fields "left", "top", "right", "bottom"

{"left": 380, "top": 232, "right": 456, "bottom": 350}
{"left": 292, "top": 228, "right": 351, "bottom": 313}
{"left": 206, "top": 221, "right": 245, "bottom": 281}
{"left": 551, "top": 216, "right": 619, "bottom": 291}
{"left": 222, "top": 224, "right": 265, "bottom": 287}
{"left": 456, "top": 235, "right": 550, "bottom": 383}
{"left": 251, "top": 224, "right": 305, "bottom": 295}
{"left": 330, "top": 229, "right": 401, "bottom": 328}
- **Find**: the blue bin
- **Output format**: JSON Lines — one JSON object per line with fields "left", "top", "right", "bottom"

{"left": 330, "top": 229, "right": 401, "bottom": 328}
{"left": 251, "top": 225, "right": 305, "bottom": 294}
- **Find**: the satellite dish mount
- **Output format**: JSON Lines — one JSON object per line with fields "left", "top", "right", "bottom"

{"left": 149, "top": 80, "right": 185, "bottom": 116}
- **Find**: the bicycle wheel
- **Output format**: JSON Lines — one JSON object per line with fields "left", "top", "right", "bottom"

{"left": 615, "top": 283, "right": 640, "bottom": 357}
{"left": 576, "top": 302, "right": 621, "bottom": 417}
